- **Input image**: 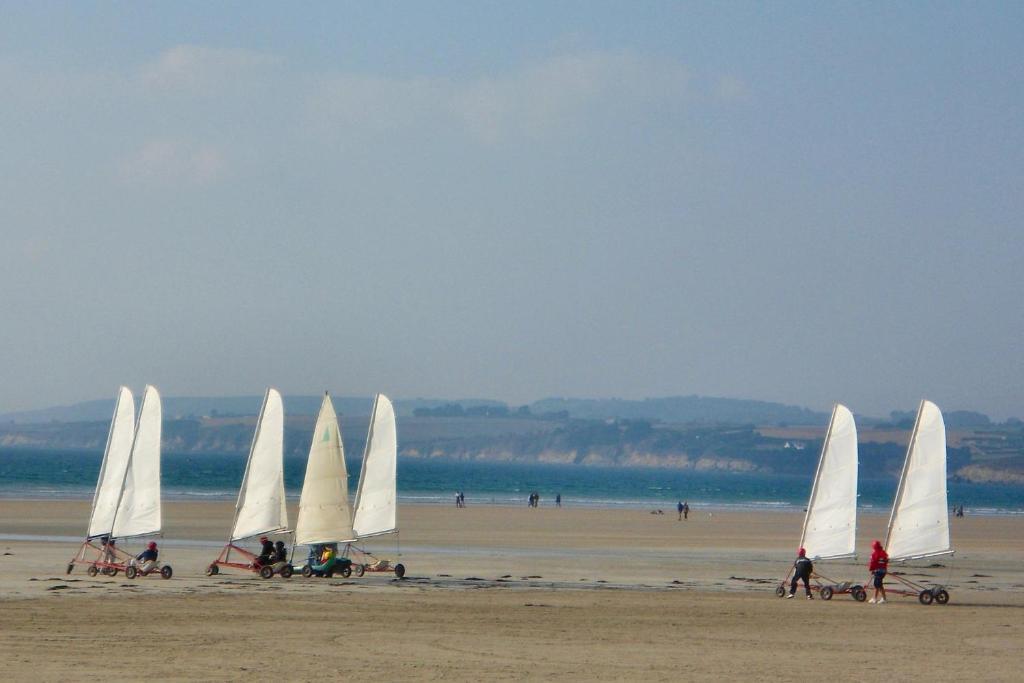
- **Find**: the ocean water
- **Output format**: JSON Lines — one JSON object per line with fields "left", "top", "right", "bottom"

{"left": 0, "top": 448, "right": 1021, "bottom": 514}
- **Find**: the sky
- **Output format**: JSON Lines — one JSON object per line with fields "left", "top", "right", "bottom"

{"left": 1, "top": 2, "right": 1022, "bottom": 419}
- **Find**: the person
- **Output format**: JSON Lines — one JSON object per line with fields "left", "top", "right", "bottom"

{"left": 256, "top": 536, "right": 275, "bottom": 566}
{"left": 99, "top": 536, "right": 116, "bottom": 564}
{"left": 787, "top": 547, "right": 814, "bottom": 599}
{"left": 273, "top": 541, "right": 288, "bottom": 564}
{"left": 556, "top": 493, "right": 562, "bottom": 508}
{"left": 677, "top": 501, "right": 684, "bottom": 521}
{"left": 455, "top": 492, "right": 462, "bottom": 508}
{"left": 868, "top": 540, "right": 889, "bottom": 604}
{"left": 459, "top": 491, "right": 466, "bottom": 508}
{"left": 683, "top": 501, "right": 690, "bottom": 520}
{"left": 135, "top": 541, "right": 159, "bottom": 575}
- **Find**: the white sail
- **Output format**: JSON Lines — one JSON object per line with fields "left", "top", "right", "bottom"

{"left": 352, "top": 394, "right": 398, "bottom": 538}
{"left": 112, "top": 385, "right": 162, "bottom": 539}
{"left": 294, "top": 394, "right": 354, "bottom": 545}
{"left": 86, "top": 387, "right": 136, "bottom": 539}
{"left": 798, "top": 404, "right": 858, "bottom": 560}
{"left": 885, "top": 400, "right": 952, "bottom": 562}
{"left": 230, "top": 388, "right": 288, "bottom": 541}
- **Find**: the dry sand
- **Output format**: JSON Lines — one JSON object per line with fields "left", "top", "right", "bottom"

{"left": 1, "top": 500, "right": 1022, "bottom": 681}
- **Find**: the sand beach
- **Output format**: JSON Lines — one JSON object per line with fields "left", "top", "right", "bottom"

{"left": 1, "top": 500, "right": 1022, "bottom": 681}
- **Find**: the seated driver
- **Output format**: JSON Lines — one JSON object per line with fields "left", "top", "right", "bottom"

{"left": 272, "top": 541, "right": 288, "bottom": 567}
{"left": 256, "top": 536, "right": 275, "bottom": 567}
{"left": 136, "top": 541, "right": 159, "bottom": 574}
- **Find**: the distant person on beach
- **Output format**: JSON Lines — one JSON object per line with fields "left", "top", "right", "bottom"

{"left": 135, "top": 541, "right": 159, "bottom": 575}
{"left": 683, "top": 502, "right": 690, "bottom": 520}
{"left": 677, "top": 501, "right": 683, "bottom": 520}
{"left": 868, "top": 540, "right": 889, "bottom": 604}
{"left": 787, "top": 547, "right": 814, "bottom": 599}
{"left": 460, "top": 491, "right": 466, "bottom": 507}
{"left": 556, "top": 493, "right": 561, "bottom": 508}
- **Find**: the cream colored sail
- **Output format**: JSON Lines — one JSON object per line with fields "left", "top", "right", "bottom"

{"left": 112, "top": 385, "right": 162, "bottom": 539}
{"left": 352, "top": 394, "right": 398, "bottom": 538}
{"left": 798, "top": 404, "right": 858, "bottom": 560}
{"left": 87, "top": 387, "right": 136, "bottom": 539}
{"left": 885, "top": 400, "right": 952, "bottom": 561}
{"left": 294, "top": 394, "right": 354, "bottom": 545}
{"left": 230, "top": 388, "right": 288, "bottom": 541}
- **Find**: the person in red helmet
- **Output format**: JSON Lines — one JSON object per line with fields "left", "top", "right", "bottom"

{"left": 787, "top": 547, "right": 814, "bottom": 599}
{"left": 256, "top": 536, "right": 275, "bottom": 567}
{"left": 135, "top": 541, "right": 159, "bottom": 575}
{"left": 868, "top": 540, "right": 889, "bottom": 604}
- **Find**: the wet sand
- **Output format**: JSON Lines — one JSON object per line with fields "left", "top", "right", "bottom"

{"left": 1, "top": 500, "right": 1022, "bottom": 681}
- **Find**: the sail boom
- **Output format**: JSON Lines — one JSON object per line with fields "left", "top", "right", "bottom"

{"left": 231, "top": 525, "right": 290, "bottom": 542}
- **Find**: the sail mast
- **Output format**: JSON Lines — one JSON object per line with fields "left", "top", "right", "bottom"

{"left": 798, "top": 403, "right": 838, "bottom": 551}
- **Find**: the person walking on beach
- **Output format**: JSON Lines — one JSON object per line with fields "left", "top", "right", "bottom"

{"left": 677, "top": 501, "right": 684, "bottom": 520}
{"left": 787, "top": 547, "right": 814, "bottom": 599}
{"left": 682, "top": 501, "right": 690, "bottom": 520}
{"left": 868, "top": 540, "right": 889, "bottom": 604}
{"left": 556, "top": 493, "right": 561, "bottom": 508}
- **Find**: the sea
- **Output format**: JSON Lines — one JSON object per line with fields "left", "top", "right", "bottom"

{"left": 0, "top": 447, "right": 1021, "bottom": 515}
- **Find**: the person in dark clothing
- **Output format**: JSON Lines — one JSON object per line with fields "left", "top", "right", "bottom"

{"left": 135, "top": 541, "right": 159, "bottom": 575}
{"left": 556, "top": 493, "right": 561, "bottom": 508}
{"left": 256, "top": 536, "right": 275, "bottom": 566}
{"left": 273, "top": 541, "right": 288, "bottom": 563}
{"left": 787, "top": 547, "right": 814, "bottom": 599}
{"left": 682, "top": 502, "right": 690, "bottom": 520}
{"left": 677, "top": 501, "right": 684, "bottom": 520}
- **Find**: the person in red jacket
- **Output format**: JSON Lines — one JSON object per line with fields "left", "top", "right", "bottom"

{"left": 868, "top": 540, "right": 889, "bottom": 604}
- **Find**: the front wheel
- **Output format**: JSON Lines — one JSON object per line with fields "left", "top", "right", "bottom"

{"left": 125, "top": 565, "right": 138, "bottom": 579}
{"left": 394, "top": 563, "right": 406, "bottom": 579}
{"left": 919, "top": 589, "right": 934, "bottom": 605}
{"left": 66, "top": 563, "right": 74, "bottom": 575}
{"left": 206, "top": 564, "right": 218, "bottom": 576}
{"left": 87, "top": 565, "right": 99, "bottom": 577}
{"left": 259, "top": 565, "right": 274, "bottom": 579}
{"left": 160, "top": 565, "right": 173, "bottom": 580}
{"left": 820, "top": 586, "right": 834, "bottom": 601}
{"left": 279, "top": 565, "right": 293, "bottom": 579}
{"left": 935, "top": 589, "right": 949, "bottom": 605}
{"left": 774, "top": 585, "right": 786, "bottom": 598}
{"left": 355, "top": 564, "right": 366, "bottom": 578}
{"left": 852, "top": 587, "right": 867, "bottom": 602}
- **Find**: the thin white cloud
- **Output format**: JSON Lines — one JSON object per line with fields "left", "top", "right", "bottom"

{"left": 141, "top": 45, "right": 281, "bottom": 92}
{"left": 117, "top": 139, "right": 226, "bottom": 186}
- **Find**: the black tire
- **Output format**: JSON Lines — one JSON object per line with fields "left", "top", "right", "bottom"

{"left": 280, "top": 564, "right": 293, "bottom": 579}
{"left": 301, "top": 565, "right": 313, "bottom": 578}
{"left": 260, "top": 565, "right": 274, "bottom": 579}
{"left": 109, "top": 568, "right": 119, "bottom": 577}
{"left": 66, "top": 563, "right": 74, "bottom": 575}
{"left": 160, "top": 565, "right": 173, "bottom": 580}
{"left": 935, "top": 589, "right": 949, "bottom": 605}
{"left": 853, "top": 587, "right": 867, "bottom": 602}
{"left": 87, "top": 565, "right": 99, "bottom": 577}
{"left": 394, "top": 563, "right": 406, "bottom": 579}
{"left": 126, "top": 565, "right": 138, "bottom": 579}
{"left": 206, "top": 564, "right": 218, "bottom": 576}
{"left": 919, "top": 589, "right": 933, "bottom": 605}
{"left": 340, "top": 565, "right": 352, "bottom": 578}
{"left": 775, "top": 585, "right": 786, "bottom": 598}
{"left": 355, "top": 564, "right": 366, "bottom": 578}
{"left": 820, "top": 586, "right": 834, "bottom": 601}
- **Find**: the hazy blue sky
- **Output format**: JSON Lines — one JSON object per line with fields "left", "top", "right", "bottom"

{"left": 1, "top": 2, "right": 1021, "bottom": 418}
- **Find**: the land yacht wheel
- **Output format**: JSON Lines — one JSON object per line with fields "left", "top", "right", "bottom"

{"left": 394, "top": 563, "right": 406, "bottom": 579}
{"left": 340, "top": 565, "right": 352, "bottom": 578}
{"left": 206, "top": 564, "right": 219, "bottom": 576}
{"left": 852, "top": 587, "right": 867, "bottom": 602}
{"left": 820, "top": 586, "right": 834, "bottom": 601}
{"left": 919, "top": 590, "right": 933, "bottom": 605}
{"left": 279, "top": 565, "right": 293, "bottom": 579}
{"left": 355, "top": 564, "right": 366, "bottom": 578}
{"left": 66, "top": 563, "right": 74, "bottom": 575}
{"left": 125, "top": 565, "right": 138, "bottom": 579}
{"left": 160, "top": 565, "right": 173, "bottom": 579}
{"left": 87, "top": 565, "right": 99, "bottom": 577}
{"left": 301, "top": 565, "right": 313, "bottom": 578}
{"left": 935, "top": 589, "right": 949, "bottom": 605}
{"left": 260, "top": 565, "right": 274, "bottom": 579}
